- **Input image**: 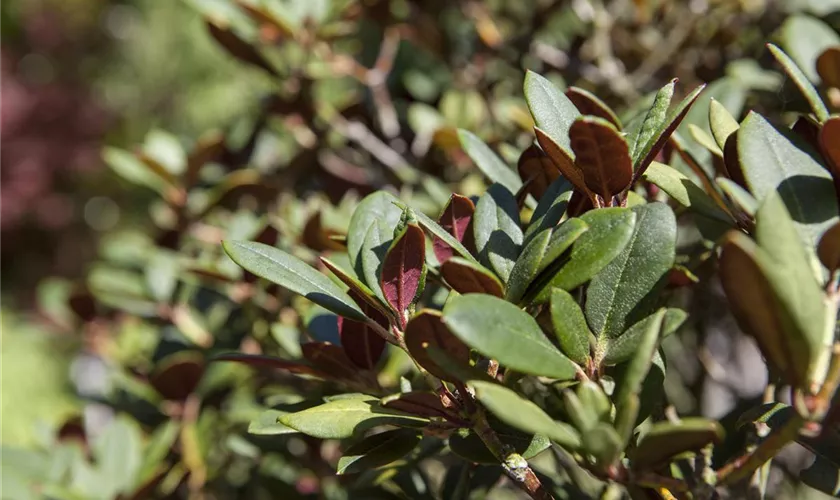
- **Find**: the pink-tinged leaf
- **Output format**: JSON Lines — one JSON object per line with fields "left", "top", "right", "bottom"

{"left": 212, "top": 353, "right": 326, "bottom": 377}
{"left": 301, "top": 342, "right": 361, "bottom": 381}
{"left": 381, "top": 222, "right": 427, "bottom": 327}
{"left": 569, "top": 116, "right": 633, "bottom": 202}
{"left": 404, "top": 310, "right": 471, "bottom": 382}
{"left": 565, "top": 87, "right": 622, "bottom": 129}
{"left": 381, "top": 391, "right": 458, "bottom": 420}
{"left": 517, "top": 144, "right": 561, "bottom": 200}
{"left": 433, "top": 194, "right": 476, "bottom": 264}
{"left": 440, "top": 258, "right": 504, "bottom": 297}
{"left": 338, "top": 289, "right": 389, "bottom": 370}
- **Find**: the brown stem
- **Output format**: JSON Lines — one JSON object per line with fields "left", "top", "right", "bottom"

{"left": 471, "top": 408, "right": 554, "bottom": 500}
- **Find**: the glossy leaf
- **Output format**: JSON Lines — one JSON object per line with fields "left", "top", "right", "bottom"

{"left": 524, "top": 71, "right": 581, "bottom": 155}
{"left": 433, "top": 194, "right": 475, "bottom": 264}
{"left": 404, "top": 310, "right": 472, "bottom": 382}
{"left": 381, "top": 220, "right": 427, "bottom": 327}
{"left": 642, "top": 162, "right": 733, "bottom": 223}
{"left": 506, "top": 218, "right": 589, "bottom": 304}
{"left": 517, "top": 144, "right": 561, "bottom": 200}
{"left": 347, "top": 191, "right": 403, "bottom": 271}
{"left": 440, "top": 257, "right": 504, "bottom": 297}
{"left": 569, "top": 116, "right": 633, "bottom": 201}
{"left": 337, "top": 429, "right": 420, "bottom": 475}
{"left": 550, "top": 288, "right": 592, "bottom": 365}
{"left": 628, "top": 418, "right": 724, "bottom": 469}
{"left": 585, "top": 203, "right": 676, "bottom": 340}
{"left": 470, "top": 380, "right": 581, "bottom": 448}
{"left": 473, "top": 184, "right": 523, "bottom": 283}
{"left": 566, "top": 86, "right": 621, "bottom": 129}
{"left": 248, "top": 410, "right": 296, "bottom": 435}
{"left": 458, "top": 129, "right": 522, "bottom": 194}
{"left": 443, "top": 294, "right": 577, "bottom": 379}
{"left": 532, "top": 207, "right": 637, "bottom": 302}
{"left": 279, "top": 397, "right": 428, "bottom": 439}
{"left": 737, "top": 112, "right": 838, "bottom": 246}
{"left": 222, "top": 241, "right": 366, "bottom": 321}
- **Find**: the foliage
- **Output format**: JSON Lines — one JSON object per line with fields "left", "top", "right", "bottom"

{"left": 6, "top": 0, "right": 840, "bottom": 499}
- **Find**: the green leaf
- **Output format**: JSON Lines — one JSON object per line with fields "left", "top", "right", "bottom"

{"left": 473, "top": 184, "right": 524, "bottom": 283}
{"left": 581, "top": 423, "right": 623, "bottom": 467}
{"left": 550, "top": 288, "right": 592, "bottom": 365}
{"left": 470, "top": 380, "right": 581, "bottom": 449}
{"left": 532, "top": 208, "right": 637, "bottom": 302}
{"left": 642, "top": 162, "right": 733, "bottom": 223}
{"left": 717, "top": 177, "right": 758, "bottom": 217}
{"left": 604, "top": 308, "right": 686, "bottom": 365}
{"left": 92, "top": 415, "right": 143, "bottom": 496}
{"left": 223, "top": 241, "right": 366, "bottom": 321}
{"left": 506, "top": 219, "right": 589, "bottom": 304}
{"left": 613, "top": 309, "right": 666, "bottom": 406}
{"left": 138, "top": 420, "right": 179, "bottom": 483}
{"left": 321, "top": 257, "right": 391, "bottom": 317}
{"left": 360, "top": 221, "right": 393, "bottom": 307}
{"left": 347, "top": 192, "right": 403, "bottom": 270}
{"left": 102, "top": 147, "right": 165, "bottom": 192}
{"left": 336, "top": 429, "right": 420, "bottom": 474}
{"left": 800, "top": 456, "right": 840, "bottom": 497}
{"left": 585, "top": 203, "right": 676, "bottom": 342}
{"left": 279, "top": 398, "right": 428, "bottom": 439}
{"left": 401, "top": 202, "right": 479, "bottom": 264}
{"left": 443, "top": 294, "right": 577, "bottom": 379}
{"left": 736, "top": 112, "right": 838, "bottom": 246}
{"left": 628, "top": 418, "right": 724, "bottom": 470}
{"left": 630, "top": 80, "right": 675, "bottom": 167}
{"left": 458, "top": 129, "right": 522, "bottom": 194}
{"left": 524, "top": 71, "right": 581, "bottom": 156}
{"left": 248, "top": 410, "right": 297, "bottom": 435}
{"left": 768, "top": 42, "right": 830, "bottom": 122}
{"left": 449, "top": 431, "right": 550, "bottom": 464}
{"left": 523, "top": 177, "right": 574, "bottom": 246}
{"left": 709, "top": 98, "right": 739, "bottom": 150}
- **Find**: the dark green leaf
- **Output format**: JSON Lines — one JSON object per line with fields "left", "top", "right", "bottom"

{"left": 628, "top": 418, "right": 724, "bottom": 470}
{"left": 524, "top": 71, "right": 581, "bottom": 156}
{"left": 604, "top": 308, "right": 686, "bottom": 365}
{"left": 248, "top": 410, "right": 296, "bottom": 435}
{"left": 347, "top": 192, "right": 403, "bottom": 270}
{"left": 449, "top": 431, "right": 550, "bottom": 464}
{"left": 550, "top": 288, "right": 592, "bottom": 365}
{"left": 223, "top": 241, "right": 367, "bottom": 321}
{"left": 360, "top": 221, "right": 393, "bottom": 307}
{"left": 585, "top": 203, "right": 676, "bottom": 342}
{"left": 443, "top": 294, "right": 576, "bottom": 379}
{"left": 613, "top": 309, "right": 666, "bottom": 406}
{"left": 800, "top": 456, "right": 840, "bottom": 497}
{"left": 581, "top": 423, "right": 622, "bottom": 467}
{"left": 473, "top": 184, "right": 523, "bottom": 283}
{"left": 642, "top": 162, "right": 734, "bottom": 224}
{"left": 523, "top": 177, "right": 574, "bottom": 246}
{"left": 337, "top": 429, "right": 420, "bottom": 474}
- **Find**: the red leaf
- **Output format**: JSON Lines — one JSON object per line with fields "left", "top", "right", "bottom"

{"left": 535, "top": 127, "right": 589, "bottom": 196}
{"left": 301, "top": 342, "right": 360, "bottom": 381}
{"left": 381, "top": 223, "right": 426, "bottom": 327}
{"left": 565, "top": 87, "right": 622, "bottom": 129}
{"left": 404, "top": 310, "right": 471, "bottom": 382}
{"left": 338, "top": 289, "right": 388, "bottom": 370}
{"left": 150, "top": 352, "right": 205, "bottom": 401}
{"left": 433, "top": 194, "right": 475, "bottom": 264}
{"left": 381, "top": 391, "right": 457, "bottom": 420}
{"left": 569, "top": 116, "right": 633, "bottom": 203}
{"left": 440, "top": 259, "right": 504, "bottom": 297}
{"left": 517, "top": 144, "right": 561, "bottom": 200}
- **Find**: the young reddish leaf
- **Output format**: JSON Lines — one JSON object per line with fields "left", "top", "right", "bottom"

{"left": 338, "top": 290, "right": 389, "bottom": 370}
{"left": 818, "top": 221, "right": 840, "bottom": 273}
{"left": 404, "top": 310, "right": 471, "bottom": 382}
{"left": 433, "top": 194, "right": 476, "bottom": 264}
{"left": 517, "top": 144, "right": 561, "bottom": 201}
{"left": 565, "top": 87, "right": 622, "bottom": 129}
{"left": 818, "top": 47, "right": 840, "bottom": 89}
{"left": 381, "top": 221, "right": 427, "bottom": 327}
{"left": 569, "top": 116, "right": 633, "bottom": 203}
{"left": 206, "top": 22, "right": 279, "bottom": 77}
{"left": 535, "top": 128, "right": 588, "bottom": 196}
{"left": 440, "top": 257, "right": 504, "bottom": 297}
{"left": 302, "top": 342, "right": 361, "bottom": 381}
{"left": 150, "top": 352, "right": 205, "bottom": 401}
{"left": 381, "top": 392, "right": 456, "bottom": 420}
{"left": 566, "top": 189, "right": 594, "bottom": 217}
{"left": 213, "top": 353, "right": 326, "bottom": 377}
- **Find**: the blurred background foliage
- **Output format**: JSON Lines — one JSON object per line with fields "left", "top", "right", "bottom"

{"left": 3, "top": 0, "right": 840, "bottom": 498}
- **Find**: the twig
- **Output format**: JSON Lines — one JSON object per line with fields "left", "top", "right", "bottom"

{"left": 716, "top": 414, "right": 804, "bottom": 486}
